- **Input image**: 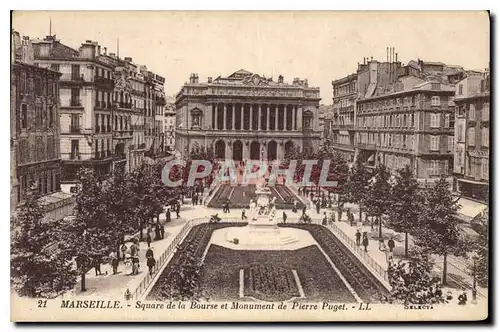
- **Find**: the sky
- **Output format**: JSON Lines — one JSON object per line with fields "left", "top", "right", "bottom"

{"left": 12, "top": 11, "right": 490, "bottom": 103}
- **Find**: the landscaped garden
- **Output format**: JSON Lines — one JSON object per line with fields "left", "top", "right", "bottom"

{"left": 146, "top": 221, "right": 390, "bottom": 303}
{"left": 199, "top": 244, "right": 357, "bottom": 302}
{"left": 207, "top": 184, "right": 305, "bottom": 210}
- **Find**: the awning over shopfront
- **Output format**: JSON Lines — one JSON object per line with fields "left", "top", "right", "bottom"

{"left": 457, "top": 197, "right": 488, "bottom": 222}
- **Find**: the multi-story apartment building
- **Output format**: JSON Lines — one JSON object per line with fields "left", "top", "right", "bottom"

{"left": 31, "top": 36, "right": 122, "bottom": 191}
{"left": 356, "top": 79, "right": 455, "bottom": 182}
{"left": 330, "top": 54, "right": 402, "bottom": 161}
{"left": 11, "top": 31, "right": 74, "bottom": 221}
{"left": 145, "top": 70, "right": 166, "bottom": 155}
{"left": 453, "top": 72, "right": 490, "bottom": 202}
{"left": 164, "top": 96, "right": 176, "bottom": 152}
{"left": 175, "top": 70, "right": 322, "bottom": 161}
{"left": 31, "top": 35, "right": 167, "bottom": 187}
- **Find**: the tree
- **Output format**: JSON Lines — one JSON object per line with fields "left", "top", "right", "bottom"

{"left": 11, "top": 187, "right": 77, "bottom": 298}
{"left": 387, "top": 247, "right": 444, "bottom": 305}
{"left": 332, "top": 153, "right": 350, "bottom": 214}
{"left": 102, "top": 168, "right": 136, "bottom": 257}
{"left": 364, "top": 164, "right": 392, "bottom": 239}
{"left": 386, "top": 165, "right": 422, "bottom": 257}
{"left": 413, "top": 175, "right": 467, "bottom": 285}
{"left": 346, "top": 158, "right": 371, "bottom": 225}
{"left": 467, "top": 214, "right": 488, "bottom": 288}
{"left": 62, "top": 168, "right": 114, "bottom": 292}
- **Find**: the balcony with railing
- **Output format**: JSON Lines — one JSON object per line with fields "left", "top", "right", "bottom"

{"left": 60, "top": 73, "right": 85, "bottom": 83}
{"left": 112, "top": 129, "right": 134, "bottom": 139}
{"left": 69, "top": 125, "right": 81, "bottom": 133}
{"left": 65, "top": 99, "right": 83, "bottom": 108}
{"left": 94, "top": 76, "right": 114, "bottom": 88}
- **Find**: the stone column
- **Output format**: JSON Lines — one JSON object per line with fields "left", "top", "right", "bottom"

{"left": 292, "top": 105, "right": 296, "bottom": 130}
{"left": 285, "top": 105, "right": 290, "bottom": 130}
{"left": 266, "top": 104, "right": 270, "bottom": 131}
{"left": 257, "top": 104, "right": 261, "bottom": 130}
{"left": 232, "top": 104, "right": 236, "bottom": 130}
{"left": 297, "top": 106, "right": 303, "bottom": 129}
{"left": 274, "top": 105, "right": 279, "bottom": 131}
{"left": 223, "top": 104, "right": 227, "bottom": 130}
{"left": 241, "top": 104, "right": 245, "bottom": 130}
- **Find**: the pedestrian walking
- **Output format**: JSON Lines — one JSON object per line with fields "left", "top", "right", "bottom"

{"left": 322, "top": 212, "right": 328, "bottom": 225}
{"left": 355, "top": 230, "right": 361, "bottom": 246}
{"left": 242, "top": 210, "right": 247, "bottom": 220}
{"left": 109, "top": 251, "right": 119, "bottom": 275}
{"left": 283, "top": 211, "right": 287, "bottom": 224}
{"left": 338, "top": 207, "right": 343, "bottom": 222}
{"left": 302, "top": 206, "right": 307, "bottom": 215}
{"left": 166, "top": 208, "right": 171, "bottom": 223}
{"left": 329, "top": 212, "right": 336, "bottom": 224}
{"left": 93, "top": 257, "right": 102, "bottom": 276}
{"left": 146, "top": 247, "right": 156, "bottom": 276}
{"left": 226, "top": 202, "right": 231, "bottom": 214}
{"left": 146, "top": 232, "right": 152, "bottom": 248}
{"left": 176, "top": 204, "right": 180, "bottom": 219}
{"left": 362, "top": 232, "right": 369, "bottom": 252}
{"left": 160, "top": 224, "right": 165, "bottom": 239}
{"left": 120, "top": 243, "right": 128, "bottom": 261}
{"left": 292, "top": 201, "right": 298, "bottom": 213}
{"left": 316, "top": 200, "right": 321, "bottom": 214}
{"left": 388, "top": 237, "right": 395, "bottom": 253}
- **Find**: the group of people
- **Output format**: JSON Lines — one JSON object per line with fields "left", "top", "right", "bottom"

{"left": 355, "top": 230, "right": 371, "bottom": 252}
{"left": 221, "top": 200, "right": 231, "bottom": 213}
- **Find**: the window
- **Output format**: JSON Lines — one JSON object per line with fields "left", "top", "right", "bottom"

{"left": 48, "top": 106, "right": 53, "bottom": 128}
{"left": 482, "top": 158, "right": 489, "bottom": 180}
{"left": 71, "top": 88, "right": 80, "bottom": 106}
{"left": 19, "top": 72, "right": 26, "bottom": 93}
{"left": 396, "top": 98, "right": 401, "bottom": 106}
{"left": 444, "top": 160, "right": 449, "bottom": 174}
{"left": 34, "top": 77, "right": 42, "bottom": 96}
{"left": 430, "top": 113, "right": 440, "bottom": 128}
{"left": 468, "top": 127, "right": 476, "bottom": 146}
{"left": 430, "top": 160, "right": 439, "bottom": 176}
{"left": 482, "top": 128, "right": 489, "bottom": 147}
{"left": 411, "top": 114, "right": 414, "bottom": 127}
{"left": 449, "top": 113, "right": 455, "bottom": 128}
{"left": 70, "top": 114, "right": 80, "bottom": 132}
{"left": 482, "top": 103, "right": 490, "bottom": 121}
{"left": 448, "top": 136, "right": 454, "bottom": 152}
{"left": 431, "top": 96, "right": 441, "bottom": 106}
{"left": 469, "top": 104, "right": 476, "bottom": 120}
{"left": 50, "top": 63, "right": 60, "bottom": 72}
{"left": 430, "top": 136, "right": 439, "bottom": 151}
{"left": 444, "top": 114, "right": 450, "bottom": 128}
{"left": 458, "top": 84, "right": 463, "bottom": 96}
{"left": 20, "top": 104, "right": 27, "bottom": 129}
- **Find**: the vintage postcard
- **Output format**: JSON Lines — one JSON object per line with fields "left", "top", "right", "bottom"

{"left": 10, "top": 10, "right": 490, "bottom": 322}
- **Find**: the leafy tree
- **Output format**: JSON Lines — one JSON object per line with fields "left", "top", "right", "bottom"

{"left": 128, "top": 165, "right": 160, "bottom": 240}
{"left": 387, "top": 247, "right": 444, "bottom": 305}
{"left": 364, "top": 164, "right": 392, "bottom": 238}
{"left": 413, "top": 175, "right": 467, "bottom": 285}
{"left": 386, "top": 165, "right": 422, "bottom": 257}
{"left": 11, "top": 187, "right": 77, "bottom": 298}
{"left": 346, "top": 158, "right": 371, "bottom": 224}
{"left": 467, "top": 214, "right": 488, "bottom": 288}
{"left": 62, "top": 168, "right": 113, "bottom": 292}
{"left": 101, "top": 168, "right": 136, "bottom": 257}
{"left": 332, "top": 152, "right": 350, "bottom": 213}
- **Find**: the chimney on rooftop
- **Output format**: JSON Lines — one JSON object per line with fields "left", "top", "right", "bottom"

{"left": 124, "top": 57, "right": 132, "bottom": 62}
{"left": 103, "top": 47, "right": 107, "bottom": 55}
{"left": 278, "top": 75, "right": 284, "bottom": 84}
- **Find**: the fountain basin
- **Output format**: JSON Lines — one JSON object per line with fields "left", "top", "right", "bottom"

{"left": 207, "top": 226, "right": 316, "bottom": 250}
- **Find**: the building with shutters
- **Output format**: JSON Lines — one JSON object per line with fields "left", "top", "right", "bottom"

{"left": 11, "top": 30, "right": 74, "bottom": 221}
{"left": 355, "top": 79, "right": 456, "bottom": 183}
{"left": 453, "top": 71, "right": 490, "bottom": 202}
{"left": 175, "top": 69, "right": 322, "bottom": 162}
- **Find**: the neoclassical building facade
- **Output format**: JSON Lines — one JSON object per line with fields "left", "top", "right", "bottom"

{"left": 175, "top": 69, "right": 322, "bottom": 161}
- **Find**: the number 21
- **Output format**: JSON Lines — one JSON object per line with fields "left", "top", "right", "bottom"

{"left": 37, "top": 300, "right": 47, "bottom": 308}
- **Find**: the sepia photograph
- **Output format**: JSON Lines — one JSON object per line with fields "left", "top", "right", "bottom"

{"left": 9, "top": 10, "right": 490, "bottom": 322}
